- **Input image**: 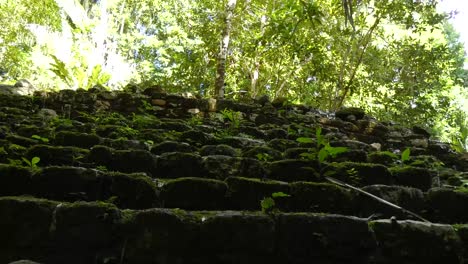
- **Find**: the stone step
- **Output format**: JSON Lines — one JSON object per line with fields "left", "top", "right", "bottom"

{"left": 0, "top": 196, "right": 466, "bottom": 264}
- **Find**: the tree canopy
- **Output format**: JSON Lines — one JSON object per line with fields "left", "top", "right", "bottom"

{"left": 0, "top": 0, "right": 467, "bottom": 150}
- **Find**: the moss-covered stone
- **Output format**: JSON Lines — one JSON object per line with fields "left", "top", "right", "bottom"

{"left": 454, "top": 224, "right": 468, "bottom": 262}
{"left": 26, "top": 145, "right": 89, "bottom": 166}
{"left": 105, "top": 171, "right": 159, "bottom": 209}
{"left": 32, "top": 166, "right": 103, "bottom": 201}
{"left": 87, "top": 145, "right": 113, "bottom": 166}
{"left": 54, "top": 131, "right": 101, "bottom": 149}
{"left": 277, "top": 213, "right": 376, "bottom": 263}
{"left": 202, "top": 155, "right": 265, "bottom": 180}
{"left": 267, "top": 138, "right": 299, "bottom": 151}
{"left": 288, "top": 182, "right": 355, "bottom": 214}
{"left": 150, "top": 140, "right": 194, "bottom": 155}
{"left": 122, "top": 208, "right": 199, "bottom": 263}
{"left": 367, "top": 151, "right": 398, "bottom": 166}
{"left": 335, "top": 107, "right": 365, "bottom": 120}
{"left": 6, "top": 134, "right": 39, "bottom": 148}
{"left": 369, "top": 219, "right": 463, "bottom": 263}
{"left": 161, "top": 177, "right": 227, "bottom": 210}
{"left": 426, "top": 188, "right": 468, "bottom": 224}
{"left": 390, "top": 166, "right": 432, "bottom": 191}
{"left": 180, "top": 130, "right": 217, "bottom": 146}
{"left": 226, "top": 176, "right": 289, "bottom": 210}
{"left": 332, "top": 149, "right": 368, "bottom": 163}
{"left": 157, "top": 152, "right": 204, "bottom": 178}
{"left": 268, "top": 159, "right": 320, "bottom": 182}
{"left": 0, "top": 196, "right": 58, "bottom": 263}
{"left": 284, "top": 147, "right": 316, "bottom": 159}
{"left": 218, "top": 136, "right": 264, "bottom": 149}
{"left": 111, "top": 149, "right": 158, "bottom": 176}
{"left": 198, "top": 211, "right": 275, "bottom": 254}
{"left": 355, "top": 185, "right": 425, "bottom": 220}
{"left": 199, "top": 144, "right": 239, "bottom": 156}
{"left": 52, "top": 201, "right": 121, "bottom": 262}
{"left": 158, "top": 120, "right": 192, "bottom": 132}
{"left": 16, "top": 125, "right": 53, "bottom": 139}
{"left": 323, "top": 162, "right": 393, "bottom": 187}
{"left": 0, "top": 164, "right": 32, "bottom": 195}
{"left": 264, "top": 128, "right": 288, "bottom": 140}
{"left": 242, "top": 146, "right": 282, "bottom": 161}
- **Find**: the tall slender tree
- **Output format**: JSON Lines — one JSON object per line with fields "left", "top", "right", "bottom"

{"left": 214, "top": 0, "right": 237, "bottom": 98}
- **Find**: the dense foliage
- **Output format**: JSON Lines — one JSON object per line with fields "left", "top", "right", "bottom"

{"left": 0, "top": 0, "right": 467, "bottom": 150}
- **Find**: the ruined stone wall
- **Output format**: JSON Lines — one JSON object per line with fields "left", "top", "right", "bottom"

{"left": 0, "top": 88, "right": 467, "bottom": 264}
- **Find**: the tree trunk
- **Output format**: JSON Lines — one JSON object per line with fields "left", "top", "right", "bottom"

{"left": 214, "top": 0, "right": 237, "bottom": 99}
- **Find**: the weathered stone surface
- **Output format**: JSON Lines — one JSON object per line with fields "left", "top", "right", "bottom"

{"left": 161, "top": 177, "right": 227, "bottom": 210}
{"left": 268, "top": 159, "right": 320, "bottom": 182}
{"left": 277, "top": 214, "right": 377, "bottom": 263}
{"left": 367, "top": 151, "right": 398, "bottom": 166}
{"left": 157, "top": 152, "right": 204, "bottom": 178}
{"left": 218, "top": 136, "right": 264, "bottom": 149}
{"left": 390, "top": 166, "right": 433, "bottom": 191}
{"left": 122, "top": 208, "right": 199, "bottom": 263}
{"left": 150, "top": 140, "right": 194, "bottom": 155}
{"left": 52, "top": 201, "right": 121, "bottom": 263}
{"left": 179, "top": 129, "right": 216, "bottom": 146}
{"left": 104, "top": 171, "right": 158, "bottom": 209}
{"left": 426, "top": 188, "right": 468, "bottom": 224}
{"left": 455, "top": 225, "right": 468, "bottom": 262}
{"left": 8, "top": 260, "right": 43, "bottom": 264}
{"left": 226, "top": 176, "right": 289, "bottom": 210}
{"left": 355, "top": 185, "right": 425, "bottom": 220}
{"left": 323, "top": 162, "right": 393, "bottom": 187}
{"left": 32, "top": 166, "right": 106, "bottom": 202}
{"left": 0, "top": 197, "right": 58, "bottom": 263}
{"left": 26, "top": 145, "right": 89, "bottom": 166}
{"left": 111, "top": 149, "right": 158, "bottom": 176}
{"left": 198, "top": 211, "right": 275, "bottom": 254}
{"left": 0, "top": 164, "right": 32, "bottom": 196}
{"left": 202, "top": 155, "right": 265, "bottom": 180}
{"left": 287, "top": 182, "right": 355, "bottom": 214}
{"left": 199, "top": 144, "right": 239, "bottom": 156}
{"left": 370, "top": 219, "right": 463, "bottom": 264}
{"left": 54, "top": 131, "right": 101, "bottom": 149}
{"left": 242, "top": 145, "right": 283, "bottom": 161}
{"left": 267, "top": 138, "right": 299, "bottom": 151}
{"left": 335, "top": 107, "right": 366, "bottom": 121}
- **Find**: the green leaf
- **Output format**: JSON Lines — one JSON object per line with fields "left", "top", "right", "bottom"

{"left": 326, "top": 146, "right": 348, "bottom": 157}
{"left": 271, "top": 192, "right": 290, "bottom": 198}
{"left": 318, "top": 148, "right": 329, "bottom": 163}
{"left": 300, "top": 152, "right": 316, "bottom": 160}
{"left": 31, "top": 156, "right": 40, "bottom": 166}
{"left": 260, "top": 197, "right": 275, "bottom": 212}
{"left": 21, "top": 157, "right": 32, "bottom": 167}
{"left": 401, "top": 148, "right": 411, "bottom": 162}
{"left": 296, "top": 137, "right": 314, "bottom": 143}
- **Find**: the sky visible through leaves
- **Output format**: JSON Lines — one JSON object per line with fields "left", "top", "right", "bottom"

{"left": 439, "top": 0, "right": 468, "bottom": 67}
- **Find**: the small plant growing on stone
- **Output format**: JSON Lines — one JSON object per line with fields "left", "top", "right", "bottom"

{"left": 21, "top": 156, "right": 40, "bottom": 170}
{"left": 218, "top": 109, "right": 242, "bottom": 136}
{"left": 96, "top": 165, "right": 108, "bottom": 171}
{"left": 256, "top": 153, "right": 273, "bottom": 162}
{"left": 219, "top": 109, "right": 242, "bottom": 129}
{"left": 297, "top": 127, "right": 348, "bottom": 163}
{"left": 187, "top": 115, "right": 204, "bottom": 126}
{"left": 401, "top": 147, "right": 411, "bottom": 163}
{"left": 261, "top": 192, "right": 290, "bottom": 214}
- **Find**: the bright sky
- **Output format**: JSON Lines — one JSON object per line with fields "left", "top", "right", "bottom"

{"left": 438, "top": 0, "right": 468, "bottom": 56}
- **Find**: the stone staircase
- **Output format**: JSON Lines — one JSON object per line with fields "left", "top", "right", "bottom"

{"left": 0, "top": 87, "right": 467, "bottom": 264}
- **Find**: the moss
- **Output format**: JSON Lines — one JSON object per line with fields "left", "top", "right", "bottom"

{"left": 323, "top": 161, "right": 393, "bottom": 187}
{"left": 288, "top": 181, "right": 355, "bottom": 214}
